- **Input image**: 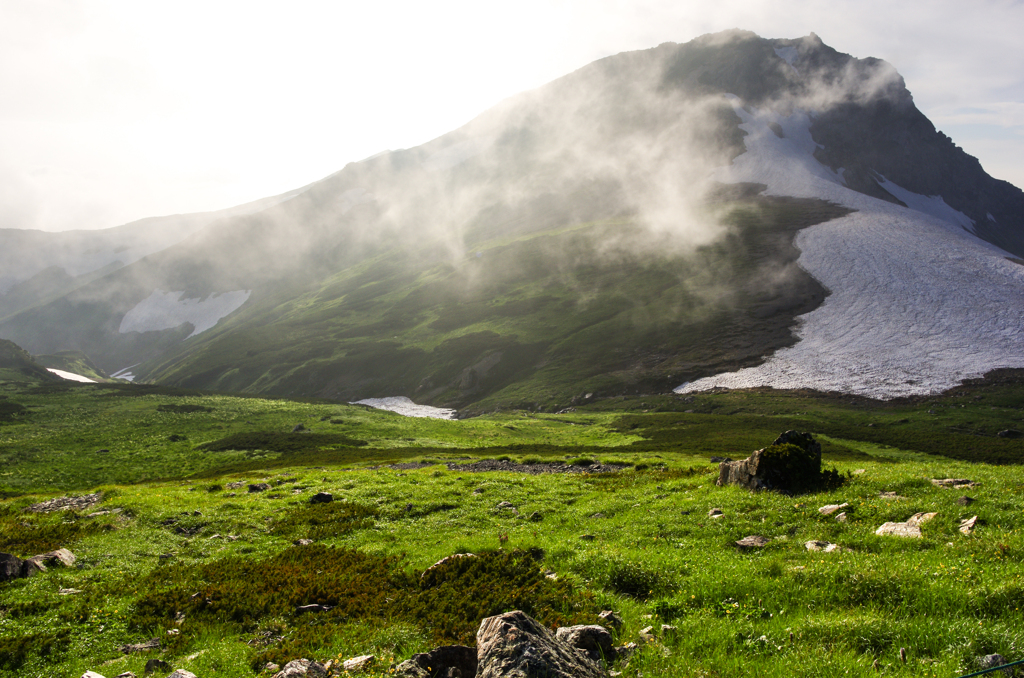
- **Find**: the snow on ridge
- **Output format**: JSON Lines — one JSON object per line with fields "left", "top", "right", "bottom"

{"left": 876, "top": 175, "right": 976, "bottom": 233}
{"left": 773, "top": 46, "right": 800, "bottom": 72}
{"left": 47, "top": 368, "right": 96, "bottom": 383}
{"left": 677, "top": 97, "right": 1024, "bottom": 399}
{"left": 352, "top": 396, "right": 456, "bottom": 420}
{"left": 119, "top": 289, "right": 251, "bottom": 338}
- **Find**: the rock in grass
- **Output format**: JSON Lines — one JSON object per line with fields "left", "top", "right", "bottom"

{"left": 114, "top": 672, "right": 137, "bottom": 678}
{"left": 120, "top": 638, "right": 161, "bottom": 654}
{"left": 342, "top": 655, "right": 375, "bottom": 672}
{"left": 26, "top": 492, "right": 102, "bottom": 513}
{"left": 804, "top": 540, "right": 841, "bottom": 552}
{"left": 295, "top": 604, "right": 331, "bottom": 614}
{"left": 597, "top": 610, "right": 623, "bottom": 628}
{"left": 717, "top": 431, "right": 829, "bottom": 493}
{"left": 708, "top": 508, "right": 724, "bottom": 518}
{"left": 248, "top": 483, "right": 271, "bottom": 493}
{"left": 997, "top": 429, "right": 1021, "bottom": 438}
{"left": 958, "top": 495, "right": 976, "bottom": 506}
{"left": 28, "top": 548, "right": 76, "bottom": 568}
{"left": 874, "top": 513, "right": 938, "bottom": 538}
{"left": 392, "top": 645, "right": 477, "bottom": 678}
{"left": 735, "top": 535, "right": 771, "bottom": 550}
{"left": 167, "top": 671, "right": 198, "bottom": 678}
{"left": 556, "top": 625, "right": 615, "bottom": 663}
{"left": 477, "top": 610, "right": 604, "bottom": 678}
{"left": 0, "top": 553, "right": 26, "bottom": 581}
{"left": 421, "top": 553, "right": 477, "bottom": 580}
{"left": 309, "top": 492, "right": 333, "bottom": 504}
{"left": 143, "top": 658, "right": 172, "bottom": 674}
{"left": 81, "top": 672, "right": 106, "bottom": 678}
{"left": 818, "top": 503, "right": 848, "bottom": 516}
{"left": 292, "top": 424, "right": 307, "bottom": 432}
{"left": 960, "top": 515, "right": 979, "bottom": 534}
{"left": 271, "top": 659, "right": 327, "bottom": 677}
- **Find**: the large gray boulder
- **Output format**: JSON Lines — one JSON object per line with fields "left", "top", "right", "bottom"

{"left": 393, "top": 645, "right": 477, "bottom": 677}
{"left": 476, "top": 610, "right": 605, "bottom": 678}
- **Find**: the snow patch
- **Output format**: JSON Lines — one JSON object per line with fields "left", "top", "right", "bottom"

{"left": 111, "top": 365, "right": 137, "bottom": 382}
{"left": 988, "top": 212, "right": 997, "bottom": 223}
{"left": 47, "top": 368, "right": 96, "bottom": 383}
{"left": 774, "top": 46, "right": 800, "bottom": 72}
{"left": 876, "top": 175, "right": 976, "bottom": 233}
{"left": 119, "top": 289, "right": 251, "bottom": 338}
{"left": 352, "top": 396, "right": 456, "bottom": 419}
{"left": 676, "top": 97, "right": 1024, "bottom": 399}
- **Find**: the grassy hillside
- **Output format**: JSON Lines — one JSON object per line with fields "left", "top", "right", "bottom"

{"left": 0, "top": 368, "right": 1022, "bottom": 677}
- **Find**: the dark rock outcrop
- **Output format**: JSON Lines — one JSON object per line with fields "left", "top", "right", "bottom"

{"left": 476, "top": 610, "right": 605, "bottom": 678}
{"left": 393, "top": 645, "right": 477, "bottom": 678}
{"left": 555, "top": 624, "right": 615, "bottom": 663}
{"left": 718, "top": 431, "right": 834, "bottom": 493}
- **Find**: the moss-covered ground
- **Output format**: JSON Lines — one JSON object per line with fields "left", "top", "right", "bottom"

{"left": 0, "top": 368, "right": 1022, "bottom": 677}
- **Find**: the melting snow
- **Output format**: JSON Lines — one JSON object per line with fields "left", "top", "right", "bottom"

{"left": 774, "top": 46, "right": 800, "bottom": 72}
{"left": 119, "top": 289, "right": 251, "bottom": 338}
{"left": 47, "top": 368, "right": 96, "bottom": 383}
{"left": 111, "top": 365, "right": 137, "bottom": 382}
{"left": 876, "top": 175, "right": 976, "bottom": 233}
{"left": 676, "top": 97, "right": 1024, "bottom": 399}
{"left": 352, "top": 396, "right": 456, "bottom": 419}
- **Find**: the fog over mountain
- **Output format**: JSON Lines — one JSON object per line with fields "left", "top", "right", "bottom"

{"left": 2, "top": 30, "right": 1022, "bottom": 412}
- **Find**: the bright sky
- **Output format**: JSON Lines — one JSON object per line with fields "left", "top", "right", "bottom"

{"left": 2, "top": 0, "right": 1022, "bottom": 232}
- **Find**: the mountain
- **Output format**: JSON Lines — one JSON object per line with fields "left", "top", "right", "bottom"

{"left": 0, "top": 187, "right": 311, "bottom": 322}
{"left": 1, "top": 30, "right": 1022, "bottom": 411}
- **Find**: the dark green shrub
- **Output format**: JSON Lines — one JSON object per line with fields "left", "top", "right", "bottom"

{"left": 157, "top": 404, "right": 214, "bottom": 414}
{"left": 198, "top": 432, "right": 366, "bottom": 453}
{"left": 270, "top": 501, "right": 379, "bottom": 539}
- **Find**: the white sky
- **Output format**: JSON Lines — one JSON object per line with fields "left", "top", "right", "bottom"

{"left": 2, "top": 0, "right": 1022, "bottom": 232}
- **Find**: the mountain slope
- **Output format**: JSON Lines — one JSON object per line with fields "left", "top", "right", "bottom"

{"left": 1, "top": 30, "right": 1022, "bottom": 409}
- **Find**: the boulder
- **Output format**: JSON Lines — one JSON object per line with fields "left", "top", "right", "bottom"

{"left": 735, "top": 535, "right": 771, "bottom": 550}
{"left": 717, "top": 431, "right": 824, "bottom": 493}
{"left": 309, "top": 492, "right": 333, "bottom": 504}
{"left": 248, "top": 483, "right": 271, "bottom": 493}
{"left": 342, "top": 655, "right": 375, "bottom": 672}
{"left": 875, "top": 514, "right": 937, "bottom": 538}
{"left": 476, "top": 610, "right": 605, "bottom": 678}
{"left": 0, "top": 553, "right": 26, "bottom": 581}
{"left": 272, "top": 659, "right": 328, "bottom": 677}
{"left": 392, "top": 645, "right": 477, "bottom": 678}
{"left": 818, "top": 503, "right": 848, "bottom": 516}
{"left": 960, "top": 515, "right": 978, "bottom": 534}
{"left": 143, "top": 658, "right": 172, "bottom": 674}
{"left": 167, "top": 671, "right": 198, "bottom": 678}
{"left": 555, "top": 624, "right": 615, "bottom": 663}
{"left": 28, "top": 548, "right": 76, "bottom": 568}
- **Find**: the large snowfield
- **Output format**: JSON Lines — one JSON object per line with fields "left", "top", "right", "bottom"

{"left": 676, "top": 97, "right": 1024, "bottom": 399}
{"left": 119, "top": 289, "right": 251, "bottom": 338}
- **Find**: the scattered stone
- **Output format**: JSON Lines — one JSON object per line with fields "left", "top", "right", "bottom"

{"left": 978, "top": 654, "right": 1009, "bottom": 674}
{"left": 835, "top": 512, "right": 848, "bottom": 522}
{"left": 121, "top": 638, "right": 161, "bottom": 654}
{"left": 476, "top": 610, "right": 604, "bottom": 678}
{"left": 875, "top": 513, "right": 938, "bottom": 538}
{"left": 556, "top": 624, "right": 615, "bottom": 662}
{"left": 392, "top": 645, "right": 477, "bottom": 678}
{"left": 804, "top": 540, "right": 841, "bottom": 552}
{"left": 960, "top": 516, "right": 979, "bottom": 535}
{"left": 473, "top": 487, "right": 485, "bottom": 494}
{"left": 853, "top": 469, "right": 866, "bottom": 474}
{"left": 907, "top": 512, "right": 938, "bottom": 526}
{"left": 597, "top": 610, "right": 623, "bottom": 628}
{"left": 226, "top": 481, "right": 247, "bottom": 489}
{"left": 638, "top": 625, "right": 655, "bottom": 641}
{"left": 28, "top": 548, "right": 76, "bottom": 569}
{"left": 271, "top": 659, "right": 328, "bottom": 677}
{"left": 421, "top": 553, "right": 477, "bottom": 579}
{"left": 932, "top": 478, "right": 978, "bottom": 489}
{"left": 958, "top": 496, "right": 976, "bottom": 506}
{"left": 115, "top": 672, "right": 137, "bottom": 678}
{"left": 818, "top": 503, "right": 848, "bottom": 516}
{"left": 342, "top": 655, "right": 375, "bottom": 672}
{"left": 708, "top": 508, "right": 724, "bottom": 518}
{"left": 735, "top": 535, "right": 771, "bottom": 550}
{"left": 264, "top": 664, "right": 280, "bottom": 674}
{"left": 878, "top": 491, "right": 904, "bottom": 499}
{"left": 293, "top": 539, "right": 314, "bottom": 546}
{"left": 717, "top": 431, "right": 823, "bottom": 492}
{"left": 143, "top": 658, "right": 172, "bottom": 674}
{"left": 309, "top": 492, "right": 333, "bottom": 504}
{"left": 248, "top": 483, "right": 271, "bottom": 493}
{"left": 26, "top": 492, "right": 103, "bottom": 513}
{"left": 295, "top": 604, "right": 332, "bottom": 614}
{"left": 495, "top": 501, "right": 519, "bottom": 516}
{"left": 997, "top": 429, "right": 1022, "bottom": 439}
{"left": 81, "top": 672, "right": 106, "bottom": 678}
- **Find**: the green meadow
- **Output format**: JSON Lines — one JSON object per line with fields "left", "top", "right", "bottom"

{"left": 1, "top": 366, "right": 1022, "bottom": 677}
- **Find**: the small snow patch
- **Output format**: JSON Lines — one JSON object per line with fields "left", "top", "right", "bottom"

{"left": 352, "top": 396, "right": 456, "bottom": 420}
{"left": 47, "top": 368, "right": 96, "bottom": 383}
{"left": 876, "top": 175, "right": 976, "bottom": 233}
{"left": 774, "top": 46, "right": 800, "bottom": 72}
